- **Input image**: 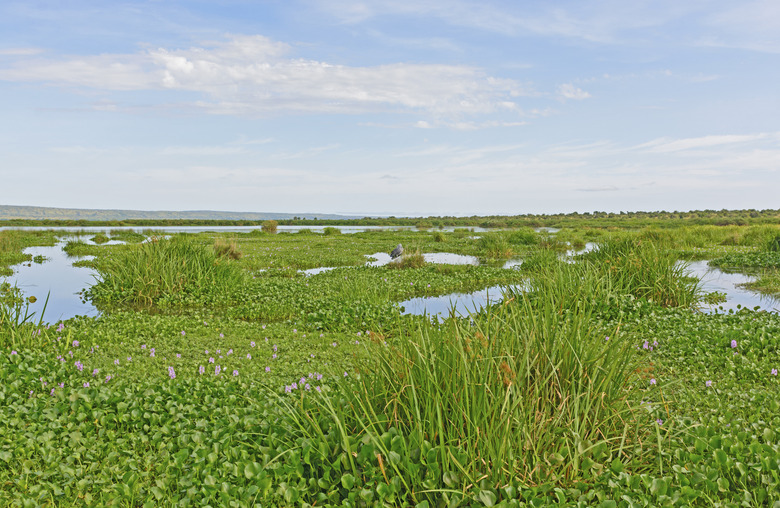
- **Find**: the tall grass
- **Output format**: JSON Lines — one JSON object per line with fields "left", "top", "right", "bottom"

{"left": 0, "top": 283, "right": 49, "bottom": 349}
{"left": 88, "top": 236, "right": 245, "bottom": 307}
{"left": 580, "top": 237, "right": 702, "bottom": 308}
{"left": 347, "top": 289, "right": 646, "bottom": 489}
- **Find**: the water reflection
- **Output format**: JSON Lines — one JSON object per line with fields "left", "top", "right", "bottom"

{"left": 400, "top": 284, "right": 523, "bottom": 319}
{"left": 4, "top": 240, "right": 100, "bottom": 322}
{"left": 685, "top": 261, "right": 780, "bottom": 313}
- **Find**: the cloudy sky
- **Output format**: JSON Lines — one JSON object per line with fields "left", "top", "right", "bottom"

{"left": 1, "top": 1, "right": 778, "bottom": 216}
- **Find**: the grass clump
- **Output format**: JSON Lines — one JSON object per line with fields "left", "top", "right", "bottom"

{"left": 478, "top": 233, "right": 512, "bottom": 259}
{"left": 91, "top": 233, "right": 110, "bottom": 244}
{"left": 88, "top": 236, "right": 244, "bottom": 308}
{"left": 323, "top": 226, "right": 340, "bottom": 236}
{"left": 387, "top": 249, "right": 426, "bottom": 269}
{"left": 0, "top": 282, "right": 49, "bottom": 350}
{"left": 213, "top": 238, "right": 242, "bottom": 260}
{"left": 62, "top": 240, "right": 94, "bottom": 257}
{"left": 582, "top": 237, "right": 702, "bottom": 308}
{"left": 349, "top": 290, "right": 645, "bottom": 489}
{"left": 109, "top": 229, "right": 146, "bottom": 243}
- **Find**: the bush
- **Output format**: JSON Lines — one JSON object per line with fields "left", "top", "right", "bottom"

{"left": 261, "top": 220, "right": 278, "bottom": 234}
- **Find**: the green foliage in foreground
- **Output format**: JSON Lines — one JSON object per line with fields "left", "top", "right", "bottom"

{"left": 2, "top": 228, "right": 780, "bottom": 506}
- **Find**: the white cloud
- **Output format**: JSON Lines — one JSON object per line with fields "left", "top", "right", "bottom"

{"left": 557, "top": 83, "right": 591, "bottom": 100}
{"left": 637, "top": 133, "right": 771, "bottom": 153}
{"left": 0, "top": 47, "right": 44, "bottom": 56}
{"left": 0, "top": 35, "right": 528, "bottom": 119}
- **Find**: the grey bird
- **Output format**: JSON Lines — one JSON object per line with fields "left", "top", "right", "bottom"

{"left": 390, "top": 244, "right": 403, "bottom": 259}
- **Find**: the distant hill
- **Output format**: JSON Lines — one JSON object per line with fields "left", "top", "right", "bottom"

{"left": 0, "top": 205, "right": 358, "bottom": 221}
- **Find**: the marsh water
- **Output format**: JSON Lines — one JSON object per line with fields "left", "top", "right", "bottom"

{"left": 3, "top": 238, "right": 778, "bottom": 323}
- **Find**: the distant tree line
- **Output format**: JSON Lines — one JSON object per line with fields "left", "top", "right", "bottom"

{"left": 1, "top": 209, "right": 778, "bottom": 229}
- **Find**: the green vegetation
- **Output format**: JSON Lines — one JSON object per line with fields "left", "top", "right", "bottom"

{"left": 262, "top": 220, "right": 279, "bottom": 234}
{"left": 0, "top": 230, "right": 58, "bottom": 276}
{"left": 1, "top": 221, "right": 780, "bottom": 506}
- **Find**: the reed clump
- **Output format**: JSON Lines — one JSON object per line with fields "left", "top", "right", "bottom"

{"left": 350, "top": 286, "right": 645, "bottom": 487}
{"left": 387, "top": 249, "right": 426, "bottom": 269}
{"left": 88, "top": 236, "right": 244, "bottom": 307}
{"left": 213, "top": 238, "right": 242, "bottom": 260}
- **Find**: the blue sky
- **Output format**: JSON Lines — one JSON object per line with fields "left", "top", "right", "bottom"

{"left": 1, "top": 0, "right": 778, "bottom": 216}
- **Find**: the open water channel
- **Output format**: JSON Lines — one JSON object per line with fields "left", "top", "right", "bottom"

{"left": 2, "top": 232, "right": 778, "bottom": 324}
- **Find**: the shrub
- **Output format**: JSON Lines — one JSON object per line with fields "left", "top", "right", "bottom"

{"left": 323, "top": 227, "right": 341, "bottom": 236}
{"left": 261, "top": 220, "right": 278, "bottom": 234}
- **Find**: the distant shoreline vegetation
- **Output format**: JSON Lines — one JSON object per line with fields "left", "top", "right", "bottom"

{"left": 0, "top": 208, "right": 779, "bottom": 228}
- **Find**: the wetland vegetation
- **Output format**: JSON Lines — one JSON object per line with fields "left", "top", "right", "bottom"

{"left": 1, "top": 217, "right": 780, "bottom": 506}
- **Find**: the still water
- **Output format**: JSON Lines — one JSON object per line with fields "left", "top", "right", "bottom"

{"left": 4, "top": 239, "right": 777, "bottom": 323}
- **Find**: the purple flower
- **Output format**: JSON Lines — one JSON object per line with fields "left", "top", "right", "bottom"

{"left": 291, "top": 382, "right": 298, "bottom": 390}
{"left": 105, "top": 375, "right": 112, "bottom": 383}
{"left": 150, "top": 351, "right": 155, "bottom": 357}
{"left": 772, "top": 368, "right": 778, "bottom": 376}
{"left": 72, "top": 340, "right": 79, "bottom": 348}
{"left": 227, "top": 349, "right": 233, "bottom": 355}
{"left": 250, "top": 341, "right": 256, "bottom": 348}
{"left": 247, "top": 354, "right": 252, "bottom": 360}
{"left": 127, "top": 356, "right": 132, "bottom": 362}
{"left": 74, "top": 361, "right": 84, "bottom": 372}
{"left": 649, "top": 378, "right": 656, "bottom": 385}
{"left": 92, "top": 369, "right": 99, "bottom": 376}
{"left": 56, "top": 323, "right": 65, "bottom": 332}
{"left": 83, "top": 382, "right": 90, "bottom": 388}
{"left": 706, "top": 380, "right": 712, "bottom": 387}
{"left": 141, "top": 344, "right": 146, "bottom": 349}
{"left": 265, "top": 366, "right": 270, "bottom": 372}
{"left": 50, "top": 388, "right": 55, "bottom": 396}
{"left": 605, "top": 336, "right": 609, "bottom": 341}
{"left": 215, "top": 365, "right": 221, "bottom": 376}
{"left": 343, "top": 371, "right": 348, "bottom": 377}
{"left": 731, "top": 340, "right": 737, "bottom": 348}
{"left": 209, "top": 357, "right": 215, "bottom": 364}
{"left": 199, "top": 365, "right": 205, "bottom": 375}
{"left": 285, "top": 385, "right": 292, "bottom": 393}
{"left": 58, "top": 383, "right": 64, "bottom": 388}
{"left": 656, "top": 419, "right": 663, "bottom": 425}
{"left": 176, "top": 353, "right": 181, "bottom": 358}
{"left": 233, "top": 370, "right": 238, "bottom": 376}
{"left": 272, "top": 353, "right": 277, "bottom": 359}
{"left": 643, "top": 341, "right": 649, "bottom": 350}
{"left": 168, "top": 366, "right": 176, "bottom": 379}
{"left": 10, "top": 351, "right": 17, "bottom": 355}
{"left": 315, "top": 386, "right": 322, "bottom": 392}
{"left": 181, "top": 331, "right": 186, "bottom": 336}
{"left": 219, "top": 333, "right": 224, "bottom": 338}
